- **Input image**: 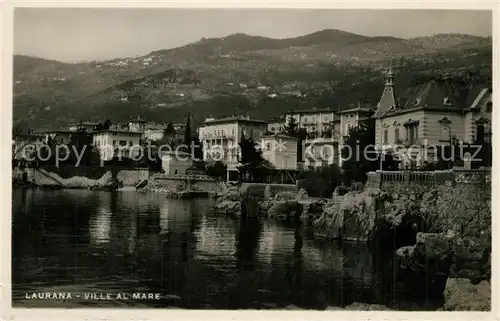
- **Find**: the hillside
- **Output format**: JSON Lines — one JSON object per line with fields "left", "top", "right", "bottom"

{"left": 13, "top": 30, "right": 492, "bottom": 130}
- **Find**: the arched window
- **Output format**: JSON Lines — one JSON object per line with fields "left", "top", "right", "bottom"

{"left": 383, "top": 130, "right": 389, "bottom": 144}
{"left": 394, "top": 128, "right": 400, "bottom": 143}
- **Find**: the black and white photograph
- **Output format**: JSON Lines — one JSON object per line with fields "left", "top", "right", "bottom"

{"left": 7, "top": 4, "right": 495, "bottom": 315}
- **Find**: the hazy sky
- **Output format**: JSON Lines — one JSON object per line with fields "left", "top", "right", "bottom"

{"left": 14, "top": 8, "right": 492, "bottom": 62}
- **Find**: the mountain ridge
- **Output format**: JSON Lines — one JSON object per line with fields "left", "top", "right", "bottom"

{"left": 13, "top": 29, "right": 492, "bottom": 130}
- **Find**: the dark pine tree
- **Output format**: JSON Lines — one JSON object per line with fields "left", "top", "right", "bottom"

{"left": 341, "top": 119, "right": 378, "bottom": 184}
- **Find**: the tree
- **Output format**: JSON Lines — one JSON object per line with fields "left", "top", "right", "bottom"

{"left": 297, "top": 164, "right": 342, "bottom": 197}
{"left": 341, "top": 119, "right": 378, "bottom": 184}
{"left": 206, "top": 161, "right": 227, "bottom": 180}
{"left": 164, "top": 122, "right": 174, "bottom": 137}
{"left": 283, "top": 116, "right": 298, "bottom": 136}
{"left": 237, "top": 132, "right": 273, "bottom": 182}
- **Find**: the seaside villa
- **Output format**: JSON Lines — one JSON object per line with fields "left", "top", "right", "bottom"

{"left": 374, "top": 66, "right": 492, "bottom": 168}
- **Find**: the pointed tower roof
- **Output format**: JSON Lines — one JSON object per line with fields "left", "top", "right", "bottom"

{"left": 374, "top": 61, "right": 397, "bottom": 118}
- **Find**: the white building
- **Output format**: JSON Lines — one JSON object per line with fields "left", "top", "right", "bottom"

{"left": 67, "top": 121, "right": 100, "bottom": 133}
{"left": 261, "top": 134, "right": 298, "bottom": 170}
{"left": 267, "top": 116, "right": 286, "bottom": 134}
{"left": 285, "top": 108, "right": 337, "bottom": 135}
{"left": 303, "top": 137, "right": 340, "bottom": 169}
{"left": 128, "top": 115, "right": 147, "bottom": 133}
{"left": 93, "top": 130, "right": 143, "bottom": 161}
{"left": 338, "top": 105, "right": 373, "bottom": 138}
{"left": 12, "top": 131, "right": 45, "bottom": 160}
{"left": 144, "top": 123, "right": 168, "bottom": 142}
{"left": 198, "top": 115, "right": 268, "bottom": 168}
{"left": 160, "top": 151, "right": 193, "bottom": 175}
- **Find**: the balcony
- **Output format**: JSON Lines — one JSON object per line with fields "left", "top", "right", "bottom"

{"left": 201, "top": 134, "right": 236, "bottom": 140}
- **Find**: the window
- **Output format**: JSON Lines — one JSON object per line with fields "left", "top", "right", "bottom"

{"left": 439, "top": 125, "right": 450, "bottom": 142}
{"left": 476, "top": 124, "right": 485, "bottom": 142}
{"left": 406, "top": 124, "right": 419, "bottom": 144}
{"left": 394, "top": 128, "right": 400, "bottom": 143}
{"left": 266, "top": 143, "right": 271, "bottom": 151}
{"left": 119, "top": 140, "right": 127, "bottom": 146}
{"left": 112, "top": 140, "right": 116, "bottom": 146}
{"left": 232, "top": 129, "right": 235, "bottom": 136}
{"left": 129, "top": 141, "right": 133, "bottom": 146}
{"left": 383, "top": 130, "right": 389, "bottom": 144}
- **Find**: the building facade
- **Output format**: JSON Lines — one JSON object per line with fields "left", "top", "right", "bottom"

{"left": 267, "top": 116, "right": 286, "bottom": 134}
{"left": 285, "top": 108, "right": 337, "bottom": 135}
{"left": 12, "top": 131, "right": 45, "bottom": 160}
{"left": 261, "top": 134, "right": 298, "bottom": 170}
{"left": 160, "top": 151, "right": 193, "bottom": 175}
{"left": 374, "top": 66, "right": 492, "bottom": 168}
{"left": 128, "top": 115, "right": 147, "bottom": 133}
{"left": 303, "top": 137, "right": 340, "bottom": 169}
{"left": 92, "top": 130, "right": 143, "bottom": 161}
{"left": 42, "top": 130, "right": 74, "bottom": 145}
{"left": 67, "top": 121, "right": 100, "bottom": 133}
{"left": 198, "top": 116, "right": 268, "bottom": 168}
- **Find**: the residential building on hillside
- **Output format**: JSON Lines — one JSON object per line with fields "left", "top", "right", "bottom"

{"left": 303, "top": 136, "right": 340, "bottom": 169}
{"left": 198, "top": 115, "right": 268, "bottom": 168}
{"left": 285, "top": 108, "right": 337, "bottom": 135}
{"left": 144, "top": 123, "right": 168, "bottom": 142}
{"left": 374, "top": 66, "right": 492, "bottom": 168}
{"left": 267, "top": 116, "right": 286, "bottom": 134}
{"left": 12, "top": 130, "right": 45, "bottom": 160}
{"left": 128, "top": 115, "right": 147, "bottom": 133}
{"left": 41, "top": 130, "right": 74, "bottom": 145}
{"left": 338, "top": 103, "right": 373, "bottom": 138}
{"left": 67, "top": 121, "right": 100, "bottom": 133}
{"left": 93, "top": 129, "right": 143, "bottom": 161}
{"left": 261, "top": 134, "right": 298, "bottom": 170}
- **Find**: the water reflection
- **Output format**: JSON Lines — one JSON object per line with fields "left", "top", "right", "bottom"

{"left": 12, "top": 188, "right": 434, "bottom": 309}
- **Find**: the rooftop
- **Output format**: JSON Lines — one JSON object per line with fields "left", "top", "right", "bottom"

{"left": 94, "top": 129, "right": 143, "bottom": 136}
{"left": 374, "top": 72, "right": 491, "bottom": 118}
{"left": 286, "top": 108, "right": 335, "bottom": 115}
{"left": 202, "top": 115, "right": 268, "bottom": 126}
{"left": 261, "top": 133, "right": 298, "bottom": 140}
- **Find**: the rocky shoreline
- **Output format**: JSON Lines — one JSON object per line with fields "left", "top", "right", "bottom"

{"left": 212, "top": 184, "right": 491, "bottom": 311}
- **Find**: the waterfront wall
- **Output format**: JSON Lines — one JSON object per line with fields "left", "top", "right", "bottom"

{"left": 148, "top": 173, "right": 225, "bottom": 193}
{"left": 240, "top": 182, "right": 297, "bottom": 199}
{"left": 15, "top": 166, "right": 151, "bottom": 188}
{"left": 365, "top": 169, "right": 491, "bottom": 196}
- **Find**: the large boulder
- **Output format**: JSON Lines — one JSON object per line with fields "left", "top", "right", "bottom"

{"left": 267, "top": 200, "right": 303, "bottom": 220}
{"left": 214, "top": 200, "right": 242, "bottom": 217}
{"left": 395, "top": 232, "right": 455, "bottom": 298}
{"left": 440, "top": 278, "right": 490, "bottom": 311}
{"left": 273, "top": 190, "right": 296, "bottom": 201}
{"left": 213, "top": 186, "right": 242, "bottom": 217}
{"left": 299, "top": 198, "right": 326, "bottom": 220}
{"left": 313, "top": 189, "right": 392, "bottom": 241}
{"left": 295, "top": 188, "right": 308, "bottom": 200}
{"left": 419, "top": 186, "right": 491, "bottom": 282}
